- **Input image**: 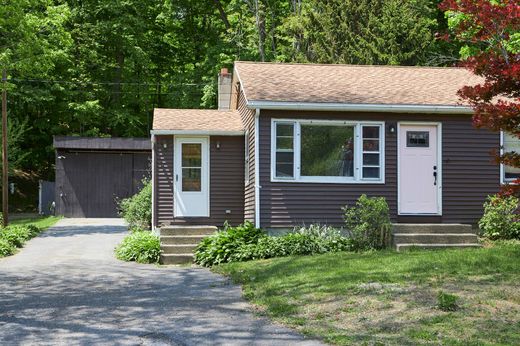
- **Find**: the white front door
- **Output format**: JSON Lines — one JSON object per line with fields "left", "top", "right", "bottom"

{"left": 174, "top": 137, "right": 210, "bottom": 217}
{"left": 398, "top": 124, "right": 441, "bottom": 215}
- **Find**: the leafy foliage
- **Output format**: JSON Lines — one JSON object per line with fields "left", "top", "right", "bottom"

{"left": 343, "top": 195, "right": 392, "bottom": 250}
{"left": 479, "top": 194, "right": 520, "bottom": 240}
{"left": 118, "top": 180, "right": 152, "bottom": 231}
{"left": 195, "top": 222, "right": 351, "bottom": 267}
{"left": 114, "top": 230, "right": 160, "bottom": 264}
{"left": 194, "top": 221, "right": 265, "bottom": 267}
{"left": 0, "top": 238, "right": 16, "bottom": 257}
{"left": 0, "top": 224, "right": 41, "bottom": 249}
{"left": 440, "top": 0, "right": 520, "bottom": 191}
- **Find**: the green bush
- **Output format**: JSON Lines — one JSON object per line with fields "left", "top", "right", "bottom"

{"left": 115, "top": 230, "right": 160, "bottom": 264}
{"left": 0, "top": 225, "right": 41, "bottom": 248}
{"left": 0, "top": 237, "right": 15, "bottom": 257}
{"left": 437, "top": 291, "right": 459, "bottom": 312}
{"left": 194, "top": 221, "right": 264, "bottom": 267}
{"left": 479, "top": 194, "right": 520, "bottom": 240}
{"left": 343, "top": 194, "right": 392, "bottom": 251}
{"left": 195, "top": 223, "right": 352, "bottom": 267}
{"left": 119, "top": 179, "right": 152, "bottom": 231}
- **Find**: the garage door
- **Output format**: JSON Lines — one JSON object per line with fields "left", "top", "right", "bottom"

{"left": 56, "top": 151, "right": 150, "bottom": 217}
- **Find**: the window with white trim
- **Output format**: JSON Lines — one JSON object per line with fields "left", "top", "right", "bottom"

{"left": 502, "top": 131, "right": 520, "bottom": 183}
{"left": 272, "top": 120, "right": 384, "bottom": 183}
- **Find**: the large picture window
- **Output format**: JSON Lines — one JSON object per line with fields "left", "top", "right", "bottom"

{"left": 501, "top": 132, "right": 520, "bottom": 183}
{"left": 272, "top": 120, "right": 384, "bottom": 183}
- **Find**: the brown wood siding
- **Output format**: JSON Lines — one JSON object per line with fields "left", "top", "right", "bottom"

{"left": 238, "top": 89, "right": 256, "bottom": 223}
{"left": 258, "top": 110, "right": 500, "bottom": 227}
{"left": 153, "top": 135, "right": 245, "bottom": 227}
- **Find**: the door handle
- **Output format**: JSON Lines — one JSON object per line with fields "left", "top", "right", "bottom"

{"left": 176, "top": 174, "right": 178, "bottom": 182}
{"left": 433, "top": 166, "right": 437, "bottom": 186}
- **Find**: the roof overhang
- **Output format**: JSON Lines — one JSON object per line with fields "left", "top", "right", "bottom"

{"left": 247, "top": 101, "right": 474, "bottom": 114}
{"left": 150, "top": 130, "right": 244, "bottom": 136}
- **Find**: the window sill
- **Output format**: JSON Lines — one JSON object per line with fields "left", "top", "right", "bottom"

{"left": 270, "top": 178, "right": 385, "bottom": 184}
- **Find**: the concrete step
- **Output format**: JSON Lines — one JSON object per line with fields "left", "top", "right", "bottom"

{"left": 160, "top": 235, "right": 207, "bottom": 245}
{"left": 393, "top": 233, "right": 479, "bottom": 245}
{"left": 160, "top": 254, "right": 194, "bottom": 265}
{"left": 160, "top": 226, "right": 217, "bottom": 236}
{"left": 392, "top": 223, "right": 475, "bottom": 235}
{"left": 161, "top": 244, "right": 198, "bottom": 254}
{"left": 396, "top": 243, "right": 481, "bottom": 252}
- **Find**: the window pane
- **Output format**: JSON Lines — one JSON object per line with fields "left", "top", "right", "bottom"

{"left": 182, "top": 168, "right": 201, "bottom": 191}
{"left": 301, "top": 125, "right": 355, "bottom": 177}
{"left": 363, "top": 139, "right": 379, "bottom": 152}
{"left": 503, "top": 133, "right": 520, "bottom": 180}
{"left": 363, "top": 167, "right": 380, "bottom": 179}
{"left": 276, "top": 137, "right": 293, "bottom": 150}
{"left": 407, "top": 131, "right": 429, "bottom": 147}
{"left": 363, "top": 153, "right": 379, "bottom": 166}
{"left": 276, "top": 124, "right": 294, "bottom": 137}
{"left": 363, "top": 126, "right": 379, "bottom": 139}
{"left": 182, "top": 143, "right": 201, "bottom": 167}
{"left": 276, "top": 152, "right": 294, "bottom": 177}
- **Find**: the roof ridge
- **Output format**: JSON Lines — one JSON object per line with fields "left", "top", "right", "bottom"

{"left": 234, "top": 60, "right": 466, "bottom": 70}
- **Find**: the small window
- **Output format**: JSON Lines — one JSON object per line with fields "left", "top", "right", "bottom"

{"left": 407, "top": 131, "right": 429, "bottom": 147}
{"left": 274, "top": 123, "right": 294, "bottom": 178}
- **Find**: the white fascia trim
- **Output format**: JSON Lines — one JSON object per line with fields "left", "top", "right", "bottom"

{"left": 150, "top": 130, "right": 244, "bottom": 136}
{"left": 248, "top": 101, "right": 474, "bottom": 114}
{"left": 151, "top": 134, "right": 156, "bottom": 232}
{"left": 233, "top": 65, "right": 249, "bottom": 104}
{"left": 254, "top": 109, "right": 261, "bottom": 228}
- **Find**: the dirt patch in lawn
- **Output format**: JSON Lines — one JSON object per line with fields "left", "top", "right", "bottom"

{"left": 296, "top": 280, "right": 520, "bottom": 345}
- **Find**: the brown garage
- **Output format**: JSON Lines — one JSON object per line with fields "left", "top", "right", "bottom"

{"left": 54, "top": 136, "right": 151, "bottom": 218}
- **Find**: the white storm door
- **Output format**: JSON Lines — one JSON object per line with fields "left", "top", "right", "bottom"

{"left": 398, "top": 124, "right": 440, "bottom": 215}
{"left": 174, "top": 137, "right": 209, "bottom": 217}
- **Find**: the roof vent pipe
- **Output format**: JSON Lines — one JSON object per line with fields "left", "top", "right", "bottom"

{"left": 218, "top": 68, "right": 232, "bottom": 110}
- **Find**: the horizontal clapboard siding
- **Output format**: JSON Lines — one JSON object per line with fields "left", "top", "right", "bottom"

{"left": 258, "top": 111, "right": 500, "bottom": 227}
{"left": 154, "top": 135, "right": 245, "bottom": 227}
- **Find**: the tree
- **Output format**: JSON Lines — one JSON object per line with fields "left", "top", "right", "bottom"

{"left": 440, "top": 0, "right": 520, "bottom": 187}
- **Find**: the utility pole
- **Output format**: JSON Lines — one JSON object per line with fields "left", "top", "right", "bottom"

{"left": 2, "top": 70, "right": 8, "bottom": 227}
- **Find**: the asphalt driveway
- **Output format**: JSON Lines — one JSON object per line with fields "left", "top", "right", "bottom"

{"left": 0, "top": 218, "right": 320, "bottom": 345}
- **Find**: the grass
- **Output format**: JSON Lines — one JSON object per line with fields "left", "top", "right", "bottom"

{"left": 10, "top": 215, "right": 61, "bottom": 229}
{"left": 215, "top": 241, "right": 520, "bottom": 345}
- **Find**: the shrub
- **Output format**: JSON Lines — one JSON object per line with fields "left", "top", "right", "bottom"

{"left": 194, "top": 221, "right": 265, "bottom": 267}
{"left": 343, "top": 195, "right": 392, "bottom": 251}
{"left": 0, "top": 225, "right": 40, "bottom": 248}
{"left": 119, "top": 179, "right": 152, "bottom": 231}
{"left": 437, "top": 291, "right": 459, "bottom": 312}
{"left": 115, "top": 230, "right": 160, "bottom": 264}
{"left": 479, "top": 194, "right": 520, "bottom": 240}
{"left": 0, "top": 238, "right": 15, "bottom": 257}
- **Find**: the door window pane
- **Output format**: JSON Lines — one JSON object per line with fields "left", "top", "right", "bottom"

{"left": 182, "top": 168, "right": 201, "bottom": 191}
{"left": 407, "top": 131, "right": 429, "bottom": 147}
{"left": 301, "top": 125, "right": 355, "bottom": 177}
{"left": 182, "top": 144, "right": 201, "bottom": 167}
{"left": 275, "top": 123, "right": 294, "bottom": 178}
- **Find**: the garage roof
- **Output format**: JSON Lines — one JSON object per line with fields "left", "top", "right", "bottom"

{"left": 152, "top": 109, "right": 244, "bottom": 135}
{"left": 53, "top": 136, "right": 151, "bottom": 151}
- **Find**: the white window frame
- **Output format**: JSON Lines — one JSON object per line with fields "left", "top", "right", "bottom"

{"left": 270, "top": 119, "right": 385, "bottom": 184}
{"left": 500, "top": 131, "right": 520, "bottom": 185}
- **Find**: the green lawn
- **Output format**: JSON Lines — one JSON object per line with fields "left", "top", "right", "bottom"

{"left": 10, "top": 215, "right": 62, "bottom": 230}
{"left": 216, "top": 242, "right": 520, "bottom": 345}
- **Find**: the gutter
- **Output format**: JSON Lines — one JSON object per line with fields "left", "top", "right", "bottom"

{"left": 247, "top": 101, "right": 474, "bottom": 114}
{"left": 254, "top": 108, "right": 261, "bottom": 228}
{"left": 150, "top": 130, "right": 244, "bottom": 136}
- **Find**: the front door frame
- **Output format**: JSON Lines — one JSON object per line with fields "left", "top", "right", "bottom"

{"left": 397, "top": 122, "right": 442, "bottom": 216}
{"left": 174, "top": 136, "right": 210, "bottom": 217}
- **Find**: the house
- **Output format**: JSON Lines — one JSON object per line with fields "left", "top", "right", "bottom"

{"left": 151, "top": 62, "right": 514, "bottom": 261}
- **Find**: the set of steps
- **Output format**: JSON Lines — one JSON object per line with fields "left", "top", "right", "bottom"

{"left": 159, "top": 226, "right": 217, "bottom": 264}
{"left": 392, "top": 224, "right": 480, "bottom": 251}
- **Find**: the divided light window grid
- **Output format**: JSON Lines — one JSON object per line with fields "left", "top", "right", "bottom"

{"left": 272, "top": 120, "right": 384, "bottom": 183}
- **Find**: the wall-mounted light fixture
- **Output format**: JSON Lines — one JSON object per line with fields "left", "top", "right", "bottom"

{"left": 163, "top": 143, "right": 167, "bottom": 149}
{"left": 388, "top": 124, "right": 396, "bottom": 134}
{"left": 58, "top": 155, "right": 66, "bottom": 160}
{"left": 216, "top": 141, "right": 221, "bottom": 149}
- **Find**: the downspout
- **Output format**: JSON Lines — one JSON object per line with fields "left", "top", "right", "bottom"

{"left": 151, "top": 134, "right": 156, "bottom": 233}
{"left": 254, "top": 108, "right": 261, "bottom": 228}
